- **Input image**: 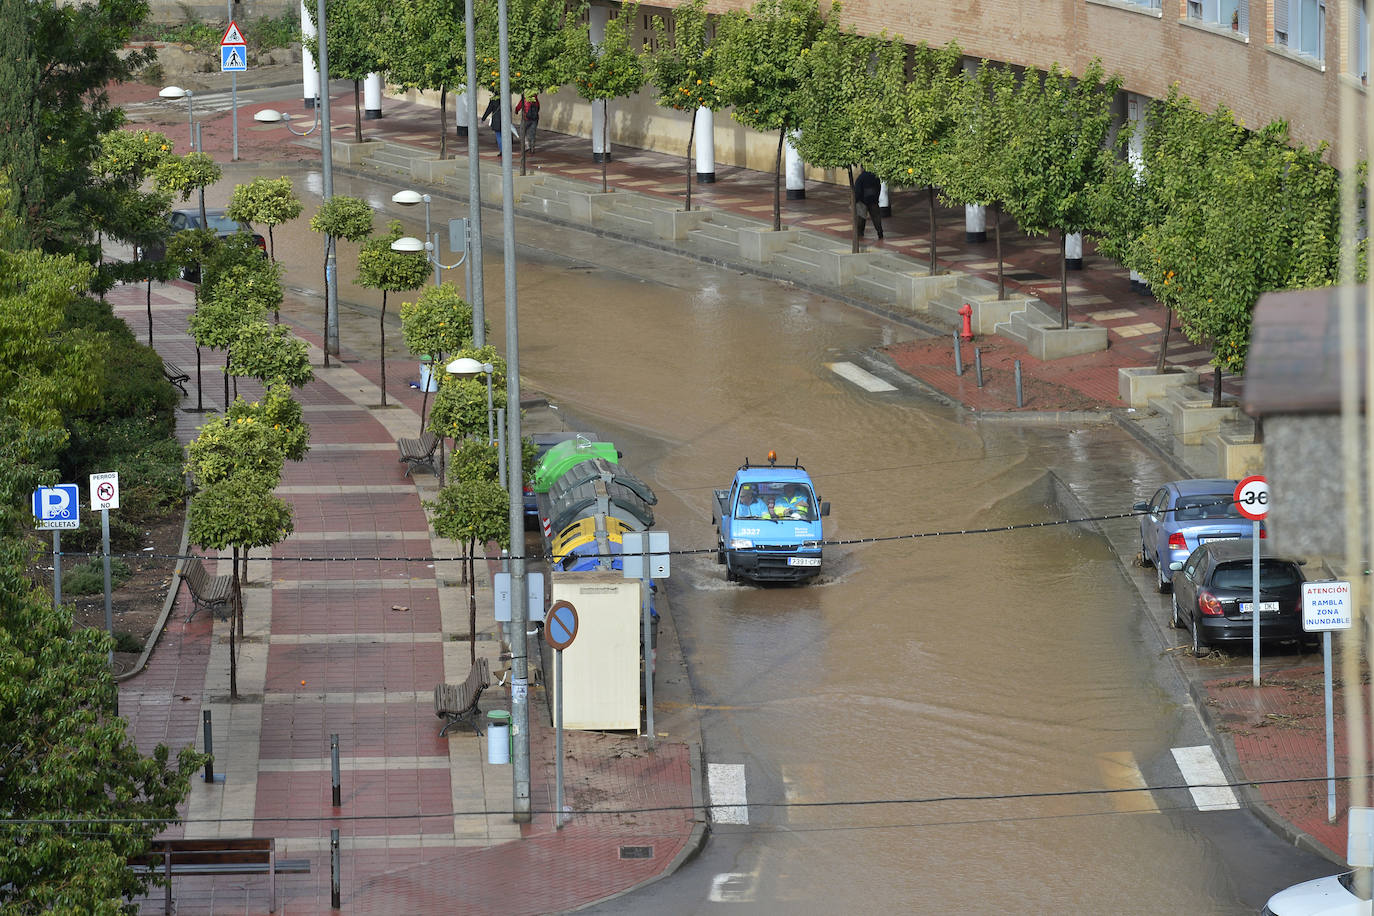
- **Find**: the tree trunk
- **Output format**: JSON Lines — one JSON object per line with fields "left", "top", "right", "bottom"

{"left": 772, "top": 129, "right": 784, "bottom": 232}
{"left": 229, "top": 551, "right": 239, "bottom": 700}
{"left": 321, "top": 240, "right": 331, "bottom": 369}
{"left": 146, "top": 278, "right": 153, "bottom": 346}
{"left": 223, "top": 347, "right": 230, "bottom": 413}
{"left": 600, "top": 100, "right": 609, "bottom": 194}
{"left": 353, "top": 80, "right": 362, "bottom": 143}
{"left": 1212, "top": 365, "right": 1222, "bottom": 409}
{"left": 994, "top": 204, "right": 1005, "bottom": 300}
{"left": 379, "top": 290, "right": 388, "bottom": 407}
{"left": 440, "top": 87, "right": 448, "bottom": 160}
{"left": 927, "top": 187, "right": 938, "bottom": 276}
{"left": 684, "top": 114, "right": 696, "bottom": 213}
{"left": 1059, "top": 229, "right": 1069, "bottom": 330}
{"left": 1155, "top": 307, "right": 1172, "bottom": 374}
{"left": 846, "top": 166, "right": 858, "bottom": 254}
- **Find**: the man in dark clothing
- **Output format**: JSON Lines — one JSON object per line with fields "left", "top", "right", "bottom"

{"left": 853, "top": 169, "right": 883, "bottom": 240}
{"left": 481, "top": 96, "right": 504, "bottom": 152}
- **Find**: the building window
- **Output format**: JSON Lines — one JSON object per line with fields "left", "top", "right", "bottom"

{"left": 1187, "top": 0, "right": 1247, "bottom": 31}
{"left": 1275, "top": 0, "right": 1326, "bottom": 60}
{"left": 1353, "top": 0, "right": 1367, "bottom": 79}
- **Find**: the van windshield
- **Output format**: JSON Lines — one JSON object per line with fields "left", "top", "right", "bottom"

{"left": 735, "top": 482, "right": 815, "bottom": 521}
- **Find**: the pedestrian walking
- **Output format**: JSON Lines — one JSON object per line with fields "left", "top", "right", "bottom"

{"left": 481, "top": 95, "right": 505, "bottom": 153}
{"left": 515, "top": 93, "right": 540, "bottom": 152}
{"left": 853, "top": 168, "right": 884, "bottom": 240}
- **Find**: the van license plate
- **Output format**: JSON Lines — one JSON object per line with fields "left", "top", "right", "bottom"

{"left": 788, "top": 557, "right": 820, "bottom": 567}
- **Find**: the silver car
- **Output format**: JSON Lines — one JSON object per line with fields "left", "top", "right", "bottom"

{"left": 1134, "top": 478, "right": 1264, "bottom": 593}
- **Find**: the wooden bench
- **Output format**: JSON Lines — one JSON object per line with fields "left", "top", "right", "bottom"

{"left": 130, "top": 837, "right": 310, "bottom": 914}
{"left": 181, "top": 556, "right": 233, "bottom": 622}
{"left": 435, "top": 657, "right": 491, "bottom": 736}
{"left": 398, "top": 431, "right": 440, "bottom": 477}
{"left": 162, "top": 359, "right": 190, "bottom": 395}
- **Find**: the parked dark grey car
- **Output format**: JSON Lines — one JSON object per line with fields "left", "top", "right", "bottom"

{"left": 1169, "top": 540, "right": 1308, "bottom": 656}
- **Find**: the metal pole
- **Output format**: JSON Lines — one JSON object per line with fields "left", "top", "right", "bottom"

{"left": 101, "top": 508, "right": 113, "bottom": 666}
{"left": 187, "top": 92, "right": 195, "bottom": 151}
{"left": 641, "top": 539, "right": 654, "bottom": 750}
{"left": 464, "top": 0, "right": 485, "bottom": 347}
{"left": 952, "top": 331, "right": 963, "bottom": 376}
{"left": 317, "top": 0, "right": 339, "bottom": 358}
{"left": 974, "top": 347, "right": 984, "bottom": 388}
{"left": 1325, "top": 631, "right": 1337, "bottom": 822}
{"left": 485, "top": 371, "right": 494, "bottom": 444}
{"left": 330, "top": 828, "right": 341, "bottom": 909}
{"left": 498, "top": 0, "right": 530, "bottom": 824}
{"left": 231, "top": 74, "right": 239, "bottom": 161}
{"left": 52, "top": 531, "right": 61, "bottom": 610}
{"left": 202, "top": 709, "right": 214, "bottom": 782}
{"left": 1252, "top": 519, "right": 1261, "bottom": 686}
{"left": 555, "top": 647, "right": 564, "bottom": 828}
{"left": 496, "top": 406, "right": 507, "bottom": 490}
{"left": 425, "top": 198, "right": 439, "bottom": 286}
{"left": 1015, "top": 359, "right": 1024, "bottom": 408}
{"left": 331, "top": 733, "right": 341, "bottom": 807}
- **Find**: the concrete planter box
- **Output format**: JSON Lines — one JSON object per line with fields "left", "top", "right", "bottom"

{"left": 562, "top": 189, "right": 620, "bottom": 224}
{"left": 1025, "top": 323, "right": 1109, "bottom": 361}
{"left": 1213, "top": 432, "right": 1263, "bottom": 477}
{"left": 412, "top": 157, "right": 462, "bottom": 182}
{"left": 330, "top": 138, "right": 379, "bottom": 165}
{"left": 1118, "top": 367, "right": 1200, "bottom": 409}
{"left": 812, "top": 249, "right": 876, "bottom": 285}
{"left": 968, "top": 296, "right": 1035, "bottom": 335}
{"left": 481, "top": 174, "right": 550, "bottom": 206}
{"left": 894, "top": 273, "right": 958, "bottom": 310}
{"left": 654, "top": 207, "right": 713, "bottom": 241}
{"left": 737, "top": 227, "right": 796, "bottom": 263}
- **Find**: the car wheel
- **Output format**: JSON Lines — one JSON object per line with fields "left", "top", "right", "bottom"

{"left": 1170, "top": 596, "right": 1182, "bottom": 629}
{"left": 1191, "top": 618, "right": 1207, "bottom": 657}
{"left": 1155, "top": 556, "right": 1172, "bottom": 594}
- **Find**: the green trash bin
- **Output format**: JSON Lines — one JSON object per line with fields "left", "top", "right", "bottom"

{"left": 486, "top": 710, "right": 511, "bottom": 764}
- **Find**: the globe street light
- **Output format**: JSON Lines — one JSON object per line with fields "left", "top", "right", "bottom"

{"left": 159, "top": 86, "right": 195, "bottom": 151}
{"left": 390, "top": 232, "right": 469, "bottom": 276}
{"left": 253, "top": 99, "right": 322, "bottom": 137}
{"left": 393, "top": 190, "right": 439, "bottom": 286}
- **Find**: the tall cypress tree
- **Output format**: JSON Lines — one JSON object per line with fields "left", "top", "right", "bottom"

{"left": 0, "top": 0, "right": 42, "bottom": 248}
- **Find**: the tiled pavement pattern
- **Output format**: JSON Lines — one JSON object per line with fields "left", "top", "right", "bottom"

{"left": 107, "top": 281, "right": 698, "bottom": 913}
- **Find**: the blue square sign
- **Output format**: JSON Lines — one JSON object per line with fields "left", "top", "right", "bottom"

{"left": 32, "top": 485, "right": 80, "bottom": 530}
{"left": 221, "top": 45, "right": 247, "bottom": 72}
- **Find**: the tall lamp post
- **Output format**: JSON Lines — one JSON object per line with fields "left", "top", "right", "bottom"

{"left": 393, "top": 190, "right": 440, "bottom": 286}
{"left": 445, "top": 357, "right": 497, "bottom": 450}
{"left": 159, "top": 86, "right": 195, "bottom": 151}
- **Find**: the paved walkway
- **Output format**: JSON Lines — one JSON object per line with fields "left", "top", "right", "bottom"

{"left": 106, "top": 68, "right": 1345, "bottom": 902}
{"left": 109, "top": 280, "right": 699, "bottom": 913}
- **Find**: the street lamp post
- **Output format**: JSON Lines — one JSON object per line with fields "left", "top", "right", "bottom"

{"left": 159, "top": 86, "right": 195, "bottom": 151}
{"left": 393, "top": 190, "right": 440, "bottom": 286}
{"left": 446, "top": 357, "right": 496, "bottom": 449}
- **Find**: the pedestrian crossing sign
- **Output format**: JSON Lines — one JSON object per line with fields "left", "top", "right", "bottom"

{"left": 221, "top": 44, "right": 247, "bottom": 72}
{"left": 221, "top": 21, "right": 245, "bottom": 45}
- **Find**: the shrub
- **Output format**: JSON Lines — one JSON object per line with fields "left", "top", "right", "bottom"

{"left": 113, "top": 631, "right": 143, "bottom": 654}
{"left": 62, "top": 558, "right": 132, "bottom": 596}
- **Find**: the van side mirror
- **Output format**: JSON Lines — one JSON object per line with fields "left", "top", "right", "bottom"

{"left": 820, "top": 501, "right": 831, "bottom": 518}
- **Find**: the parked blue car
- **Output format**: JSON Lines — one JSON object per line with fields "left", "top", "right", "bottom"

{"left": 1134, "top": 478, "right": 1265, "bottom": 593}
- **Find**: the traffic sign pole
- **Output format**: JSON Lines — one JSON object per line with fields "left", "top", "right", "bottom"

{"left": 1234, "top": 475, "right": 1270, "bottom": 686}
{"left": 544, "top": 601, "right": 578, "bottom": 829}
{"left": 52, "top": 531, "right": 61, "bottom": 611}
{"left": 101, "top": 507, "right": 113, "bottom": 666}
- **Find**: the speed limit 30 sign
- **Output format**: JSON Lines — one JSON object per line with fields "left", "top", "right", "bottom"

{"left": 1234, "top": 475, "right": 1269, "bottom": 521}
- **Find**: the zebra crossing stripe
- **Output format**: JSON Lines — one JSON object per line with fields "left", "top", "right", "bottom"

{"left": 1171, "top": 745, "right": 1240, "bottom": 811}
{"left": 708, "top": 762, "right": 748, "bottom": 824}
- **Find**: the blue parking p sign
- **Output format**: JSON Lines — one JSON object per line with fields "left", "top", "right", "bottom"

{"left": 32, "top": 485, "right": 80, "bottom": 530}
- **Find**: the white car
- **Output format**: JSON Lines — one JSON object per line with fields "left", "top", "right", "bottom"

{"left": 1263, "top": 873, "right": 1367, "bottom": 915}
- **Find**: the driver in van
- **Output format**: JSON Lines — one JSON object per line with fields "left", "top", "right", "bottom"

{"left": 737, "top": 486, "right": 767, "bottom": 519}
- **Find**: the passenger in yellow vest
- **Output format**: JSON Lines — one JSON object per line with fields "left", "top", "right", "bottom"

{"left": 779, "top": 484, "right": 811, "bottom": 520}
{"left": 764, "top": 496, "right": 790, "bottom": 520}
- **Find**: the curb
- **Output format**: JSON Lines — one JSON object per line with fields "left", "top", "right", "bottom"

{"left": 114, "top": 494, "right": 193, "bottom": 683}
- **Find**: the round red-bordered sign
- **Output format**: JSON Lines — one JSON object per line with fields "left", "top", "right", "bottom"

{"left": 544, "top": 600, "right": 579, "bottom": 650}
{"left": 1234, "top": 475, "right": 1269, "bottom": 521}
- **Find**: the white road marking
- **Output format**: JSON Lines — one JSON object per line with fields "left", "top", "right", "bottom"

{"left": 827, "top": 361, "right": 897, "bottom": 392}
{"left": 708, "top": 762, "right": 748, "bottom": 824}
{"left": 709, "top": 872, "right": 756, "bottom": 902}
{"left": 1171, "top": 745, "right": 1240, "bottom": 811}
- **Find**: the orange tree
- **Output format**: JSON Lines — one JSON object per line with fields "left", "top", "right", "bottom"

{"left": 562, "top": 1, "right": 644, "bottom": 193}
{"left": 646, "top": 0, "right": 726, "bottom": 212}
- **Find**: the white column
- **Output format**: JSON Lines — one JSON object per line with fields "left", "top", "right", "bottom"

{"left": 878, "top": 181, "right": 891, "bottom": 216}
{"left": 694, "top": 107, "right": 715, "bottom": 183}
{"left": 784, "top": 130, "right": 804, "bottom": 200}
{"left": 364, "top": 73, "right": 383, "bottom": 119}
{"left": 590, "top": 6, "right": 610, "bottom": 161}
{"left": 300, "top": 0, "right": 319, "bottom": 107}
{"left": 1065, "top": 231, "right": 1084, "bottom": 270}
{"left": 965, "top": 204, "right": 987, "bottom": 242}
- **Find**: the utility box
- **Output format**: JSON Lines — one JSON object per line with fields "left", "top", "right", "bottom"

{"left": 549, "top": 572, "right": 642, "bottom": 730}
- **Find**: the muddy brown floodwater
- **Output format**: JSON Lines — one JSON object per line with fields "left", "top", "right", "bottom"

{"left": 231, "top": 164, "right": 1242, "bottom": 912}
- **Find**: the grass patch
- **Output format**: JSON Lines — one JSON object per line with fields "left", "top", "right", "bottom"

{"left": 63, "top": 559, "right": 133, "bottom": 596}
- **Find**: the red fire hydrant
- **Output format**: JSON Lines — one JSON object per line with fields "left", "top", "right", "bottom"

{"left": 958, "top": 303, "right": 974, "bottom": 341}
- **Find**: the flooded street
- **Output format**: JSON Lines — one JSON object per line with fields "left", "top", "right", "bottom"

{"left": 227, "top": 163, "right": 1275, "bottom": 911}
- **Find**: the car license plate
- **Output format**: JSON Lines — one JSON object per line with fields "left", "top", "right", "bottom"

{"left": 787, "top": 557, "right": 820, "bottom": 567}
{"left": 1239, "top": 601, "right": 1280, "bottom": 614}
{"left": 1200, "top": 535, "right": 1239, "bottom": 544}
